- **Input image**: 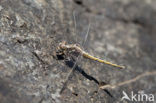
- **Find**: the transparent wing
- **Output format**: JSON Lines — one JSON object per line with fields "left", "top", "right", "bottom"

{"left": 60, "top": 11, "right": 90, "bottom": 94}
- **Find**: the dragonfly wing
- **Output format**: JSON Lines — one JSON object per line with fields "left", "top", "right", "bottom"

{"left": 60, "top": 12, "right": 90, "bottom": 94}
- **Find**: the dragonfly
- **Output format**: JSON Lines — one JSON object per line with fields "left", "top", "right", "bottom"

{"left": 55, "top": 12, "right": 125, "bottom": 94}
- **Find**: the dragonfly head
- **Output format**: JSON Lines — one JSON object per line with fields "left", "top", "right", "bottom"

{"left": 59, "top": 41, "right": 67, "bottom": 50}
{"left": 55, "top": 41, "right": 67, "bottom": 60}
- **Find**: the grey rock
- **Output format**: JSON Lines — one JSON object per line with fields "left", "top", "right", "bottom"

{"left": 0, "top": 0, "right": 156, "bottom": 103}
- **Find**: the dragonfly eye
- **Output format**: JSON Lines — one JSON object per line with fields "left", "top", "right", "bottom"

{"left": 59, "top": 42, "right": 67, "bottom": 50}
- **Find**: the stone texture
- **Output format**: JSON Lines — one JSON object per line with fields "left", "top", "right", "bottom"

{"left": 0, "top": 0, "right": 156, "bottom": 103}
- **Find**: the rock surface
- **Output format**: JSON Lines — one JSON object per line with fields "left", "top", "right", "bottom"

{"left": 0, "top": 0, "right": 156, "bottom": 103}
